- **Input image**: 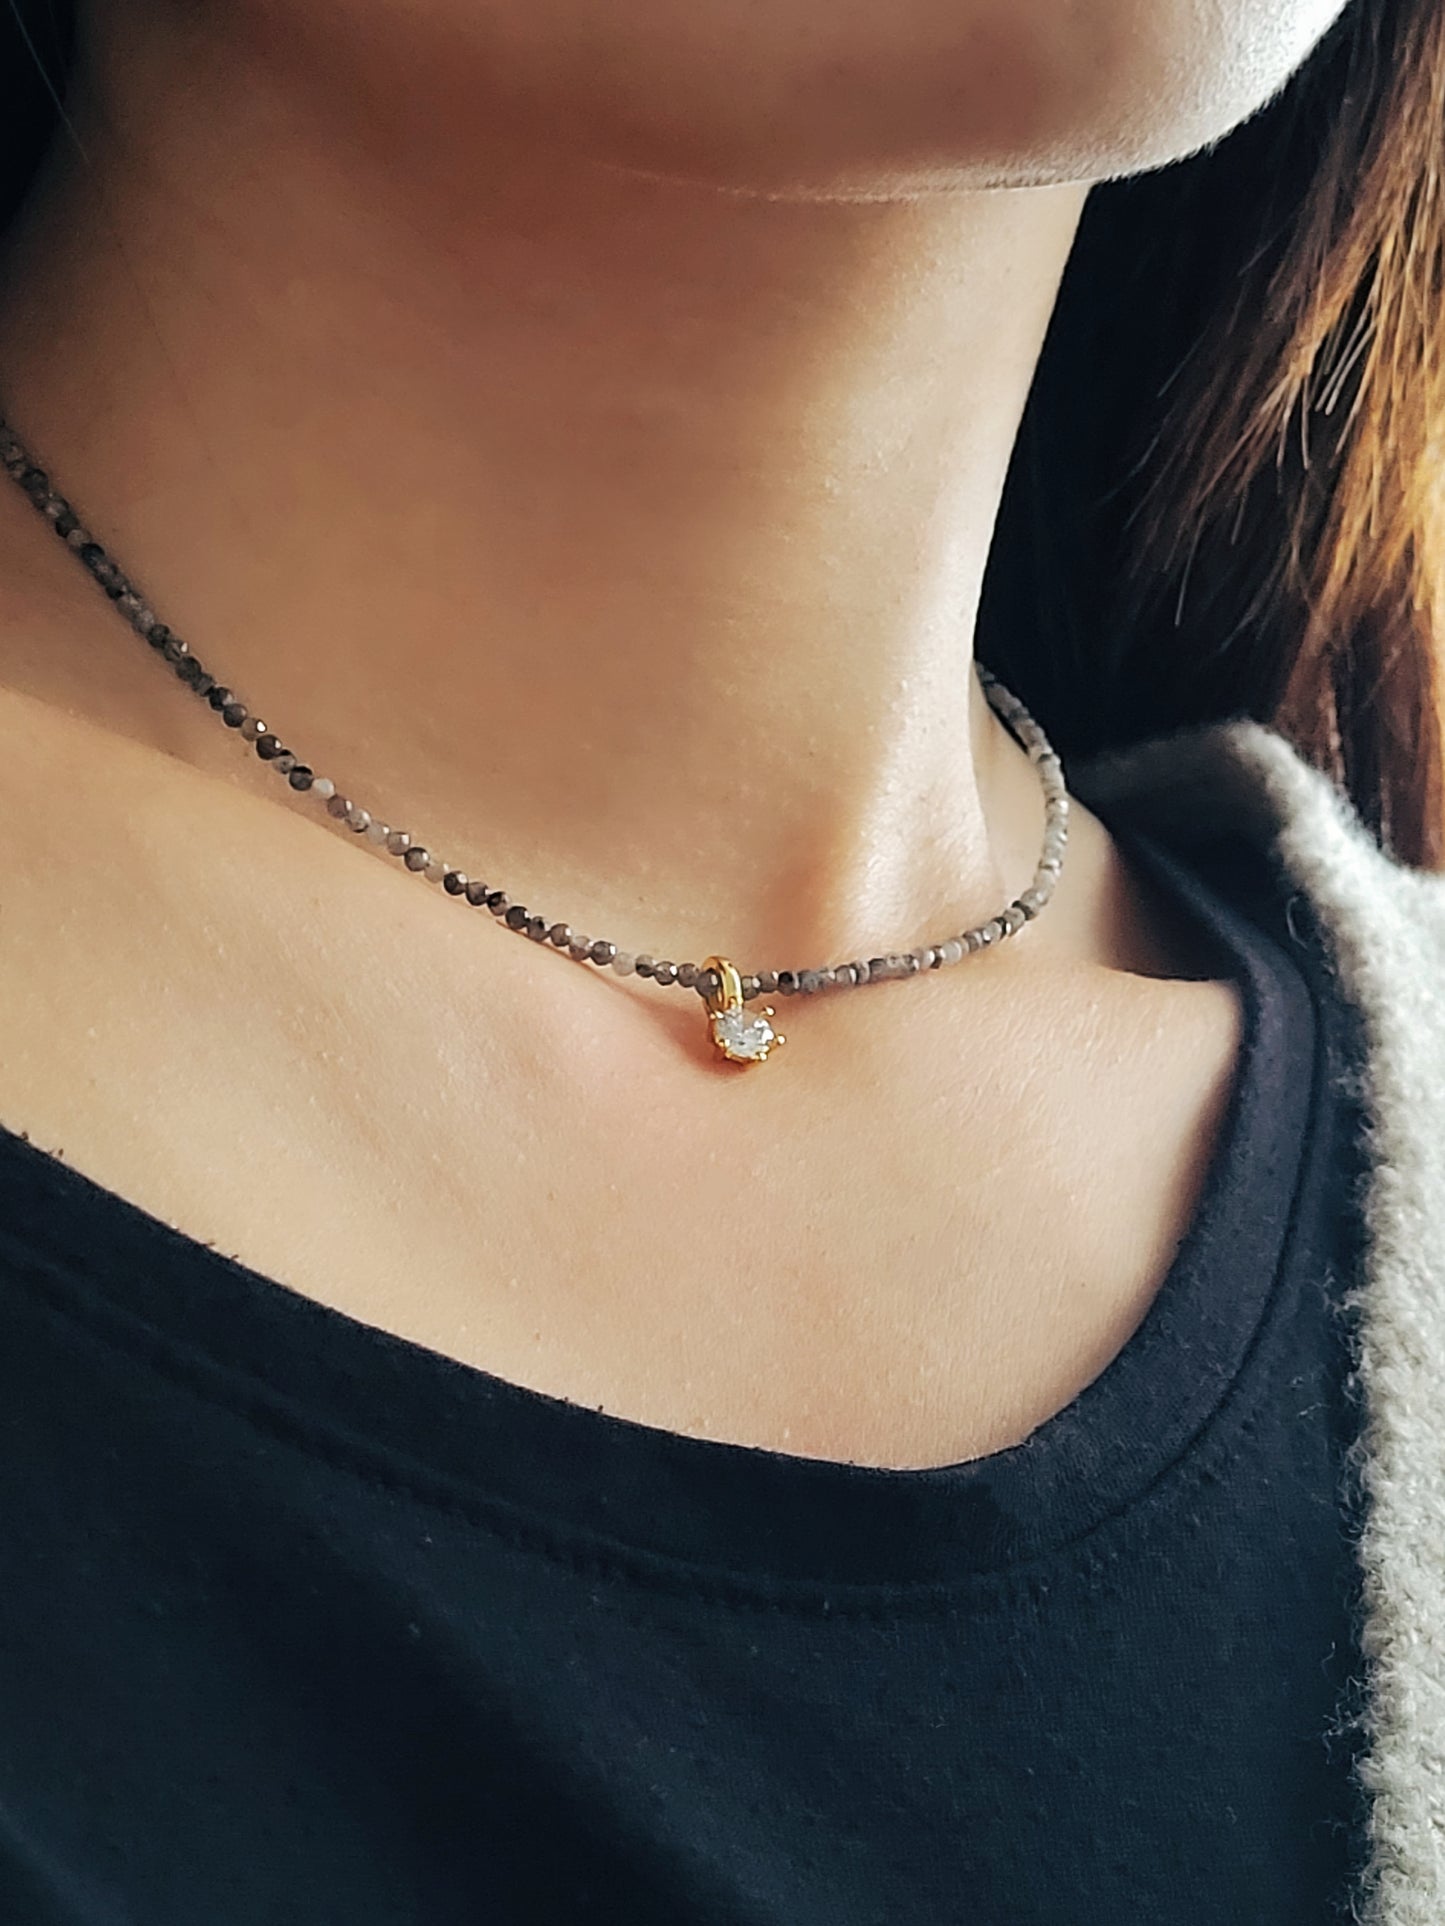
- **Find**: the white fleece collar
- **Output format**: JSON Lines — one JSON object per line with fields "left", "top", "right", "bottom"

{"left": 1073, "top": 718, "right": 1445, "bottom": 1926}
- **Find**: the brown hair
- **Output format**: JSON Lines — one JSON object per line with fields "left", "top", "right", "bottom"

{"left": 981, "top": 0, "right": 1445, "bottom": 868}
{"left": 4, "top": 0, "right": 1444, "bottom": 865}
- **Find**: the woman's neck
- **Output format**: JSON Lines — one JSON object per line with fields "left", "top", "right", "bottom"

{"left": 0, "top": 2, "right": 1092, "bottom": 962}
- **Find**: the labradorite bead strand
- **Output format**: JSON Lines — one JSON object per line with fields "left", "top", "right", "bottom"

{"left": 0, "top": 416, "right": 1069, "bottom": 1010}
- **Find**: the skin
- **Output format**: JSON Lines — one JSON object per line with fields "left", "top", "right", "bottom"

{"left": 0, "top": 0, "right": 1350, "bottom": 1466}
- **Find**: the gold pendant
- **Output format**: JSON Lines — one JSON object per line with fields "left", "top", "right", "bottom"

{"left": 701, "top": 954, "right": 784, "bottom": 1065}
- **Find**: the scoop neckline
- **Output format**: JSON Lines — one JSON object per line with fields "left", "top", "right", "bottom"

{"left": 0, "top": 813, "right": 1325, "bottom": 1597}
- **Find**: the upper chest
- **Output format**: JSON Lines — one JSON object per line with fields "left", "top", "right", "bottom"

{"left": 0, "top": 692, "right": 1250, "bottom": 1470}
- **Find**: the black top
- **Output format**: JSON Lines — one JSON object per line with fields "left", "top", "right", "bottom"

{"left": 0, "top": 810, "right": 1371, "bottom": 1925}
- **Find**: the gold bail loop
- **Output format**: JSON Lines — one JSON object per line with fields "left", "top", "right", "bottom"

{"left": 700, "top": 954, "right": 785, "bottom": 1066}
{"left": 701, "top": 955, "right": 745, "bottom": 1016}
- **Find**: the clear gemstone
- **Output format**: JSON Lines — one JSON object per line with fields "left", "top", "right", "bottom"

{"left": 710, "top": 1006, "right": 777, "bottom": 1061}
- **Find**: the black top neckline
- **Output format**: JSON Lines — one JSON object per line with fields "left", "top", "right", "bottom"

{"left": 0, "top": 814, "right": 1327, "bottom": 1597}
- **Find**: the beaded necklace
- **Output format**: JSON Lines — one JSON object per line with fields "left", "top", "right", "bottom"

{"left": 0, "top": 416, "right": 1070, "bottom": 1066}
